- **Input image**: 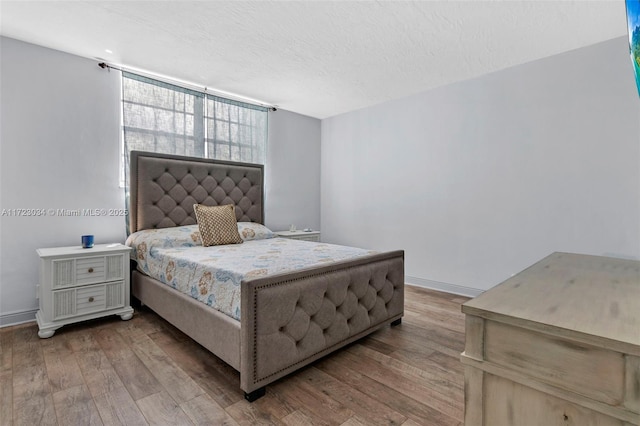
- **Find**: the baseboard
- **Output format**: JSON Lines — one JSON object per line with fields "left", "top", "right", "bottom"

{"left": 406, "top": 275, "right": 484, "bottom": 298}
{"left": 0, "top": 281, "right": 481, "bottom": 327}
{"left": 0, "top": 309, "right": 37, "bottom": 328}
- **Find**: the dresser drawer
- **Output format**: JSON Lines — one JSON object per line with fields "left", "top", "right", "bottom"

{"left": 294, "top": 235, "right": 320, "bottom": 242}
{"left": 52, "top": 285, "right": 105, "bottom": 319}
{"left": 275, "top": 231, "right": 321, "bottom": 242}
{"left": 52, "top": 254, "right": 125, "bottom": 288}
{"left": 484, "top": 373, "right": 624, "bottom": 426}
{"left": 76, "top": 284, "right": 106, "bottom": 315}
{"left": 52, "top": 281, "right": 125, "bottom": 319}
{"left": 76, "top": 257, "right": 106, "bottom": 285}
{"left": 484, "top": 320, "right": 625, "bottom": 405}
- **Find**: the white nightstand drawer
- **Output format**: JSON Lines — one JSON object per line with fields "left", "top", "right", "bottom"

{"left": 53, "top": 285, "right": 104, "bottom": 319}
{"left": 51, "top": 253, "right": 126, "bottom": 288}
{"left": 295, "top": 235, "right": 320, "bottom": 242}
{"left": 275, "top": 230, "right": 321, "bottom": 242}
{"left": 52, "top": 281, "right": 126, "bottom": 320}
{"left": 76, "top": 257, "right": 106, "bottom": 286}
{"left": 76, "top": 284, "right": 107, "bottom": 316}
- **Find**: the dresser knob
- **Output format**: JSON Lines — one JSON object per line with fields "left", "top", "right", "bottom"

{"left": 88, "top": 297, "right": 95, "bottom": 302}
{"left": 88, "top": 267, "right": 94, "bottom": 273}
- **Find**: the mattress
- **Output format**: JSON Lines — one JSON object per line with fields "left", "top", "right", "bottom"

{"left": 126, "top": 225, "right": 375, "bottom": 320}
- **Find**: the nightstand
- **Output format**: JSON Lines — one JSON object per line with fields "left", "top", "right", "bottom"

{"left": 36, "top": 243, "right": 133, "bottom": 338}
{"left": 275, "top": 230, "right": 321, "bottom": 242}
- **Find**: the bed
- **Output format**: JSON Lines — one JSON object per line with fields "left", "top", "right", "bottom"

{"left": 127, "top": 150, "right": 405, "bottom": 401}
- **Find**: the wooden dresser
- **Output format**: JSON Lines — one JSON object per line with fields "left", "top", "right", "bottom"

{"left": 461, "top": 252, "right": 640, "bottom": 426}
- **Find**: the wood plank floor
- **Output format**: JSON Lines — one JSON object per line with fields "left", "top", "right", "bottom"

{"left": 0, "top": 285, "right": 469, "bottom": 426}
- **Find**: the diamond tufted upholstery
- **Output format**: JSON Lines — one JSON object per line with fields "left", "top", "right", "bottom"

{"left": 241, "top": 251, "right": 404, "bottom": 392}
{"left": 130, "top": 151, "right": 263, "bottom": 233}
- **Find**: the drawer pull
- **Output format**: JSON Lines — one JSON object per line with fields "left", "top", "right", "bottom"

{"left": 88, "top": 297, "right": 95, "bottom": 302}
{"left": 88, "top": 267, "right": 94, "bottom": 273}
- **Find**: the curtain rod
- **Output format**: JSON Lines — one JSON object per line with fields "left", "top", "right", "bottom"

{"left": 98, "top": 62, "right": 277, "bottom": 112}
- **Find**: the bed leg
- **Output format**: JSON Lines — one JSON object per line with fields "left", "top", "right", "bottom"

{"left": 244, "top": 387, "right": 266, "bottom": 402}
{"left": 390, "top": 318, "right": 402, "bottom": 327}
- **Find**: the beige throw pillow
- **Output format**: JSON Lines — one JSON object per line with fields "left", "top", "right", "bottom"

{"left": 193, "top": 204, "right": 243, "bottom": 247}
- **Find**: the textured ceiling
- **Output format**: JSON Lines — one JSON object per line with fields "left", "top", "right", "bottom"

{"left": 0, "top": 1, "right": 628, "bottom": 119}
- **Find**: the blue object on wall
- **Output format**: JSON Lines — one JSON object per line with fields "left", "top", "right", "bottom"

{"left": 626, "top": 0, "right": 640, "bottom": 96}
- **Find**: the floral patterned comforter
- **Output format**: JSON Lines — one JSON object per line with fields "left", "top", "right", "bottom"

{"left": 126, "top": 225, "right": 374, "bottom": 321}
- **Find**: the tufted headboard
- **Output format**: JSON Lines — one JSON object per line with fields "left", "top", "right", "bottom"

{"left": 129, "top": 151, "right": 264, "bottom": 233}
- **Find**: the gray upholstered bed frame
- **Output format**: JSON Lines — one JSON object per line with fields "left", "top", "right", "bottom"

{"left": 129, "top": 150, "right": 404, "bottom": 401}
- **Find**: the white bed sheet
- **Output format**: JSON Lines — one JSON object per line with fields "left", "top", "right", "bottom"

{"left": 126, "top": 225, "right": 375, "bottom": 320}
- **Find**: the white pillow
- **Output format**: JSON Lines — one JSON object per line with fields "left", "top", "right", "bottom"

{"left": 237, "top": 222, "right": 275, "bottom": 241}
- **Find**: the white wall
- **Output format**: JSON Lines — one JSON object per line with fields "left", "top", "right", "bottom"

{"left": 0, "top": 37, "right": 322, "bottom": 325}
{"left": 266, "top": 109, "right": 321, "bottom": 232}
{"left": 321, "top": 36, "right": 640, "bottom": 295}
{"left": 1, "top": 37, "right": 125, "bottom": 325}
{"left": 4, "top": 33, "right": 636, "bottom": 320}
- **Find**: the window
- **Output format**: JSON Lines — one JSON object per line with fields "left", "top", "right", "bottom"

{"left": 120, "top": 71, "right": 268, "bottom": 233}
{"left": 121, "top": 72, "right": 268, "bottom": 187}
{"left": 205, "top": 95, "right": 267, "bottom": 165}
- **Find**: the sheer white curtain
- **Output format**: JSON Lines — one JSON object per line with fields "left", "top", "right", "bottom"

{"left": 121, "top": 71, "right": 268, "bottom": 232}
{"left": 206, "top": 95, "right": 267, "bottom": 165}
